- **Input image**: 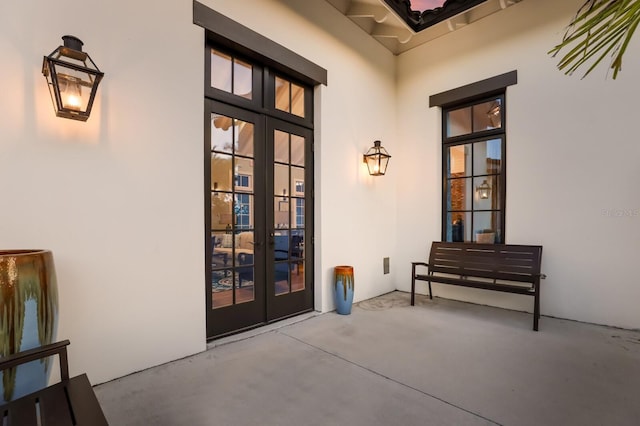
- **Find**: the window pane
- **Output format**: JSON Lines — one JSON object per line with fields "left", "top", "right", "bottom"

{"left": 473, "top": 176, "right": 500, "bottom": 210}
{"left": 211, "top": 153, "right": 233, "bottom": 191}
{"left": 291, "top": 230, "right": 304, "bottom": 260}
{"left": 274, "top": 264, "right": 290, "bottom": 296}
{"left": 473, "top": 211, "right": 501, "bottom": 243}
{"left": 211, "top": 113, "right": 234, "bottom": 153}
{"left": 447, "top": 107, "right": 472, "bottom": 137}
{"left": 291, "top": 83, "right": 305, "bottom": 117}
{"left": 275, "top": 197, "right": 289, "bottom": 229}
{"left": 274, "top": 163, "right": 289, "bottom": 196}
{"left": 447, "top": 178, "right": 472, "bottom": 212}
{"left": 294, "top": 199, "right": 305, "bottom": 228}
{"left": 473, "top": 99, "right": 502, "bottom": 132}
{"left": 473, "top": 139, "right": 502, "bottom": 175}
{"left": 291, "top": 134, "right": 305, "bottom": 166}
{"left": 446, "top": 212, "right": 471, "bottom": 242}
{"left": 234, "top": 194, "right": 253, "bottom": 230}
{"left": 212, "top": 269, "right": 233, "bottom": 309}
{"left": 275, "top": 76, "right": 290, "bottom": 113}
{"left": 291, "top": 167, "right": 304, "bottom": 197}
{"left": 235, "top": 265, "right": 255, "bottom": 304}
{"left": 275, "top": 230, "right": 290, "bottom": 295}
{"left": 274, "top": 130, "right": 289, "bottom": 163}
{"left": 211, "top": 233, "right": 229, "bottom": 269}
{"left": 448, "top": 144, "right": 471, "bottom": 178}
{"left": 291, "top": 261, "right": 305, "bottom": 292}
{"left": 233, "top": 58, "right": 253, "bottom": 99}
{"left": 235, "top": 121, "right": 254, "bottom": 158}
{"left": 274, "top": 231, "right": 289, "bottom": 260}
{"left": 234, "top": 158, "right": 254, "bottom": 193}
{"left": 211, "top": 193, "right": 232, "bottom": 231}
{"left": 211, "top": 50, "right": 232, "bottom": 93}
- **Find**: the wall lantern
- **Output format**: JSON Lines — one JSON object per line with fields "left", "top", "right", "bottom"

{"left": 476, "top": 179, "right": 491, "bottom": 199}
{"left": 363, "top": 140, "right": 391, "bottom": 176}
{"left": 42, "top": 35, "right": 104, "bottom": 122}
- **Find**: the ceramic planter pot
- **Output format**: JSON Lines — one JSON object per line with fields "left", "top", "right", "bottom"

{"left": 0, "top": 250, "right": 58, "bottom": 403}
{"left": 334, "top": 265, "right": 354, "bottom": 315}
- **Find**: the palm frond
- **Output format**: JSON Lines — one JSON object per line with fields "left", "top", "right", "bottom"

{"left": 549, "top": 0, "right": 640, "bottom": 79}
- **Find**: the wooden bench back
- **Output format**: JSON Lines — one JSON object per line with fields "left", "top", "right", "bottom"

{"left": 428, "top": 242, "right": 543, "bottom": 283}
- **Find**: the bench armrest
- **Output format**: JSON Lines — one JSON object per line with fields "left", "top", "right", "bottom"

{"left": 412, "top": 262, "right": 429, "bottom": 277}
{"left": 0, "top": 339, "right": 70, "bottom": 381}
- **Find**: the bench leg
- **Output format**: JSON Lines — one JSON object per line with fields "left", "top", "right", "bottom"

{"left": 411, "top": 276, "right": 415, "bottom": 306}
{"left": 533, "top": 281, "right": 540, "bottom": 331}
{"left": 428, "top": 274, "right": 433, "bottom": 300}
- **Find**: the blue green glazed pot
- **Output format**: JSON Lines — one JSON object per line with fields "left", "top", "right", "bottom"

{"left": 0, "top": 250, "right": 58, "bottom": 403}
{"left": 334, "top": 265, "right": 354, "bottom": 315}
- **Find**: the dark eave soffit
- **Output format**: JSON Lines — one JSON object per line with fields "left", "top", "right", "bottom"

{"left": 384, "top": 0, "right": 488, "bottom": 32}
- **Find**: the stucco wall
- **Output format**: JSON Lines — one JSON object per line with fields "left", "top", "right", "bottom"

{"left": 396, "top": 0, "right": 640, "bottom": 330}
{"left": 0, "top": 0, "right": 207, "bottom": 384}
{"left": 0, "top": 0, "right": 398, "bottom": 384}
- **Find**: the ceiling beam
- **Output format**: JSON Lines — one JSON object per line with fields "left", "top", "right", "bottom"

{"left": 371, "top": 23, "right": 413, "bottom": 44}
{"left": 346, "top": 2, "right": 389, "bottom": 23}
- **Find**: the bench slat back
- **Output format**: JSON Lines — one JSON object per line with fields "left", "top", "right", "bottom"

{"left": 428, "top": 242, "right": 542, "bottom": 283}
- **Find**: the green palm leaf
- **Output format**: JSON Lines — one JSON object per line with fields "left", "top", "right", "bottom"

{"left": 549, "top": 0, "right": 640, "bottom": 79}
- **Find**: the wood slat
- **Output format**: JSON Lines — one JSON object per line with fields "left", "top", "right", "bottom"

{"left": 421, "top": 275, "right": 535, "bottom": 295}
{"left": 433, "top": 253, "right": 535, "bottom": 265}
{"left": 38, "top": 381, "right": 73, "bottom": 425}
{"left": 65, "top": 375, "right": 109, "bottom": 426}
{"left": 431, "top": 260, "right": 537, "bottom": 274}
{"left": 5, "top": 394, "right": 38, "bottom": 426}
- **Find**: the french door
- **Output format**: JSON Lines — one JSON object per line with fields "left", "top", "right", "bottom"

{"left": 205, "top": 100, "right": 313, "bottom": 338}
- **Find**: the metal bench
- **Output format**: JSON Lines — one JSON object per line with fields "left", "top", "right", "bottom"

{"left": 0, "top": 340, "right": 108, "bottom": 425}
{"left": 412, "top": 242, "right": 546, "bottom": 330}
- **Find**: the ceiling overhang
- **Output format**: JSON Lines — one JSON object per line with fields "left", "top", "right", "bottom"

{"left": 325, "top": 0, "right": 524, "bottom": 54}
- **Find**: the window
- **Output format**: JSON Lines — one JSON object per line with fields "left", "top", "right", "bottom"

{"left": 210, "top": 49, "right": 254, "bottom": 100}
{"left": 295, "top": 199, "right": 305, "bottom": 228}
{"left": 443, "top": 95, "right": 505, "bottom": 243}
{"left": 235, "top": 193, "right": 251, "bottom": 229}
{"left": 236, "top": 174, "right": 250, "bottom": 188}
{"left": 275, "top": 76, "right": 305, "bottom": 118}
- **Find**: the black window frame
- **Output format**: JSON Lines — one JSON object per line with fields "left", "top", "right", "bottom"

{"left": 441, "top": 94, "right": 507, "bottom": 243}
{"left": 430, "top": 71, "right": 517, "bottom": 245}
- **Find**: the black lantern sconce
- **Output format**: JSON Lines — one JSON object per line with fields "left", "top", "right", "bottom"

{"left": 42, "top": 36, "right": 104, "bottom": 122}
{"left": 476, "top": 179, "right": 491, "bottom": 199}
{"left": 363, "top": 140, "right": 391, "bottom": 176}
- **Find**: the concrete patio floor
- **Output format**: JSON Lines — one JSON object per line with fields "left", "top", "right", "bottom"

{"left": 94, "top": 292, "right": 640, "bottom": 425}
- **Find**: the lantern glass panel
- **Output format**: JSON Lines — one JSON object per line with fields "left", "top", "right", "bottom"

{"left": 52, "top": 63, "right": 94, "bottom": 113}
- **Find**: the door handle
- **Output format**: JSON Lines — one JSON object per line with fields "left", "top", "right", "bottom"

{"left": 268, "top": 232, "right": 275, "bottom": 247}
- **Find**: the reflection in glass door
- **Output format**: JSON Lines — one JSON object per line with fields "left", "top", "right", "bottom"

{"left": 273, "top": 129, "right": 305, "bottom": 296}
{"left": 207, "top": 102, "right": 266, "bottom": 338}
{"left": 211, "top": 114, "right": 255, "bottom": 308}
{"left": 267, "top": 119, "right": 313, "bottom": 321}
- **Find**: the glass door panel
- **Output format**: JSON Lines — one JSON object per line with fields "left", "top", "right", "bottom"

{"left": 211, "top": 112, "right": 257, "bottom": 308}
{"left": 267, "top": 118, "right": 312, "bottom": 320}
{"left": 207, "top": 100, "right": 265, "bottom": 338}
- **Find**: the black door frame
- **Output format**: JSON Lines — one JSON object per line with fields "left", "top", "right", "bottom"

{"left": 204, "top": 59, "right": 316, "bottom": 339}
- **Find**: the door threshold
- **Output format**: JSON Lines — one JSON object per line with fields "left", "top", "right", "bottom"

{"left": 207, "top": 310, "right": 319, "bottom": 349}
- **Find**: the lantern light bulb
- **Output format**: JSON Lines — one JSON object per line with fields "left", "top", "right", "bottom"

{"left": 59, "top": 75, "right": 82, "bottom": 111}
